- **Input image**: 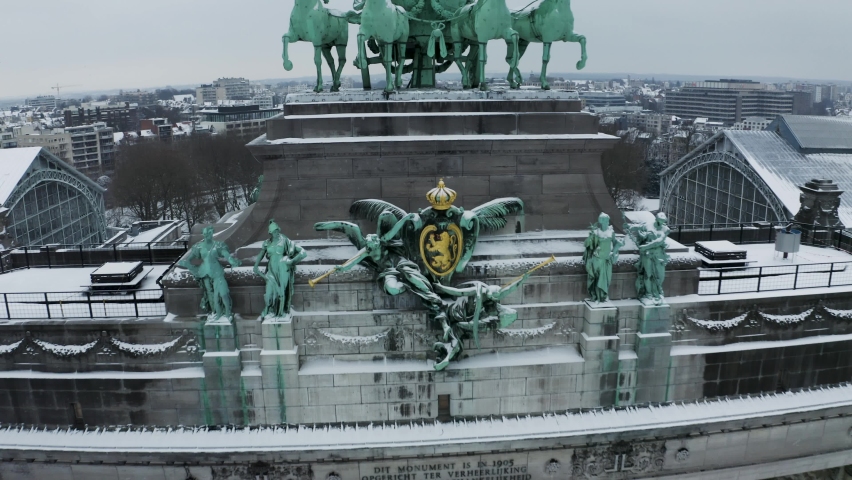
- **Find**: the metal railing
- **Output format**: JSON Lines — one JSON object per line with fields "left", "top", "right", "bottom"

{"left": 0, "top": 241, "right": 188, "bottom": 275}
{"left": 669, "top": 223, "right": 852, "bottom": 252}
{"left": 698, "top": 261, "right": 852, "bottom": 295}
{"left": 0, "top": 289, "right": 165, "bottom": 320}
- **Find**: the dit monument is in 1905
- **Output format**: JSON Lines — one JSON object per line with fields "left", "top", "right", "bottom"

{"left": 4, "top": 5, "right": 852, "bottom": 480}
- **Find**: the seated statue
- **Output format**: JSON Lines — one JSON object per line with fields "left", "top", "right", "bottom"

{"left": 179, "top": 226, "right": 241, "bottom": 319}
{"left": 253, "top": 220, "right": 307, "bottom": 318}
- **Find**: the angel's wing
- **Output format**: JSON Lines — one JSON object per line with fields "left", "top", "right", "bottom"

{"left": 349, "top": 199, "right": 408, "bottom": 222}
{"left": 314, "top": 221, "right": 367, "bottom": 249}
{"left": 469, "top": 198, "right": 525, "bottom": 233}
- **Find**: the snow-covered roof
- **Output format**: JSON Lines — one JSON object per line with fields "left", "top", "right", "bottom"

{"left": 0, "top": 147, "right": 39, "bottom": 205}
{"left": 775, "top": 115, "right": 852, "bottom": 151}
{"left": 726, "top": 130, "right": 852, "bottom": 226}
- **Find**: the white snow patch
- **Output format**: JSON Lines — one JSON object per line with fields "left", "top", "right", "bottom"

{"left": 757, "top": 308, "right": 813, "bottom": 325}
{"left": 687, "top": 313, "right": 749, "bottom": 332}
{"left": 0, "top": 383, "right": 849, "bottom": 453}
{"left": 320, "top": 329, "right": 388, "bottom": 345}
{"left": 497, "top": 322, "right": 555, "bottom": 337}
{"left": 109, "top": 336, "right": 182, "bottom": 356}
{"left": 0, "top": 340, "right": 22, "bottom": 355}
{"left": 671, "top": 332, "right": 852, "bottom": 356}
{"left": 825, "top": 307, "right": 852, "bottom": 320}
{"left": 32, "top": 339, "right": 98, "bottom": 357}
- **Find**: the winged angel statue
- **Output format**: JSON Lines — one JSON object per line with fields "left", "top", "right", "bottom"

{"left": 311, "top": 180, "right": 527, "bottom": 369}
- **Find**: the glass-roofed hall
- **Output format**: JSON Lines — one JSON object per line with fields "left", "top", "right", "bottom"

{"left": 0, "top": 147, "right": 106, "bottom": 247}
{"left": 660, "top": 115, "right": 852, "bottom": 228}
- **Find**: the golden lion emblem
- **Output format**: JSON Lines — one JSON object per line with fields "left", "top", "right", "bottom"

{"left": 426, "top": 232, "right": 457, "bottom": 270}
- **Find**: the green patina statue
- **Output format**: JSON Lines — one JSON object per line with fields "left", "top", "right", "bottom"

{"left": 310, "top": 180, "right": 534, "bottom": 370}
{"left": 510, "top": 0, "right": 587, "bottom": 89}
{"left": 625, "top": 213, "right": 671, "bottom": 305}
{"left": 583, "top": 213, "right": 624, "bottom": 304}
{"left": 432, "top": 0, "right": 520, "bottom": 90}
{"left": 281, "top": 0, "right": 585, "bottom": 90}
{"left": 180, "top": 226, "right": 242, "bottom": 320}
{"left": 281, "top": 0, "right": 351, "bottom": 92}
{"left": 353, "top": 0, "right": 411, "bottom": 93}
{"left": 248, "top": 175, "right": 263, "bottom": 206}
{"left": 253, "top": 220, "right": 307, "bottom": 318}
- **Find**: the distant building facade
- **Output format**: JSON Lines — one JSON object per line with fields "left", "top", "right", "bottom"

{"left": 196, "top": 84, "right": 227, "bottom": 105}
{"left": 665, "top": 80, "right": 794, "bottom": 125}
{"left": 198, "top": 105, "right": 279, "bottom": 137}
{"left": 731, "top": 117, "right": 772, "bottom": 131}
{"left": 64, "top": 104, "right": 138, "bottom": 132}
{"left": 579, "top": 91, "right": 626, "bottom": 108}
{"left": 216, "top": 77, "right": 251, "bottom": 100}
{"left": 25, "top": 96, "right": 57, "bottom": 109}
{"left": 626, "top": 110, "right": 672, "bottom": 135}
{"left": 20, "top": 131, "right": 72, "bottom": 163}
{"left": 139, "top": 118, "right": 173, "bottom": 142}
{"left": 117, "top": 90, "right": 156, "bottom": 106}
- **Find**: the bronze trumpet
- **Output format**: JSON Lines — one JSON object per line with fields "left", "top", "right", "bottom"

{"left": 307, "top": 248, "right": 366, "bottom": 288}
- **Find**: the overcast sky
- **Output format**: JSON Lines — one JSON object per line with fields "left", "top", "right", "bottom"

{"left": 0, "top": 0, "right": 849, "bottom": 99}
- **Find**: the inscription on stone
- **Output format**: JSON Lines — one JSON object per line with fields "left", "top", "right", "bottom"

{"left": 360, "top": 456, "right": 531, "bottom": 480}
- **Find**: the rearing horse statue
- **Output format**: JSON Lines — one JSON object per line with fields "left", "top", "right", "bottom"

{"left": 353, "top": 0, "right": 410, "bottom": 93}
{"left": 433, "top": 0, "right": 520, "bottom": 90}
{"left": 510, "top": 0, "right": 587, "bottom": 89}
{"left": 281, "top": 0, "right": 350, "bottom": 93}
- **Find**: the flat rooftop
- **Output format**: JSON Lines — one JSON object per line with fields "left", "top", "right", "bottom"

{"left": 0, "top": 265, "right": 168, "bottom": 293}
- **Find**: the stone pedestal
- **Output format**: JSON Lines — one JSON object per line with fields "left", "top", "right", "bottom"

{"left": 634, "top": 303, "right": 673, "bottom": 404}
{"left": 579, "top": 303, "right": 620, "bottom": 407}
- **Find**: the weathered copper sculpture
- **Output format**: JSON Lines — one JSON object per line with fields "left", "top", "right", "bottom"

{"left": 625, "top": 213, "right": 670, "bottom": 305}
{"left": 281, "top": 0, "right": 350, "bottom": 92}
{"left": 309, "top": 180, "right": 535, "bottom": 369}
{"left": 180, "top": 226, "right": 242, "bottom": 320}
{"left": 432, "top": 0, "right": 520, "bottom": 90}
{"left": 583, "top": 213, "right": 623, "bottom": 304}
{"left": 253, "top": 220, "right": 307, "bottom": 318}
{"left": 353, "top": 0, "right": 410, "bottom": 93}
{"left": 510, "top": 0, "right": 587, "bottom": 89}
{"left": 280, "top": 0, "right": 586, "bottom": 90}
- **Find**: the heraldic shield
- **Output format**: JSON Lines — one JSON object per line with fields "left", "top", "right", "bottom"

{"left": 419, "top": 222, "right": 463, "bottom": 280}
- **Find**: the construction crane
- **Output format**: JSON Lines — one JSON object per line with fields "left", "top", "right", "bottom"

{"left": 51, "top": 83, "right": 81, "bottom": 98}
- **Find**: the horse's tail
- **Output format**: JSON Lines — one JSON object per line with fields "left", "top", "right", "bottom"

{"left": 427, "top": 26, "right": 448, "bottom": 59}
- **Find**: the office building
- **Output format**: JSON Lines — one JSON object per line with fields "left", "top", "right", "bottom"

{"left": 25, "top": 96, "right": 57, "bottom": 109}
{"left": 731, "top": 117, "right": 772, "bottom": 131}
{"left": 198, "top": 105, "right": 279, "bottom": 137}
{"left": 117, "top": 90, "right": 156, "bottom": 106}
{"left": 579, "top": 91, "right": 626, "bottom": 108}
{"left": 665, "top": 80, "right": 794, "bottom": 125}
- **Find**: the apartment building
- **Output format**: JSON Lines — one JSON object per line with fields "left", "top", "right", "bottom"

{"left": 196, "top": 84, "right": 227, "bottom": 105}
{"left": 216, "top": 77, "right": 251, "bottom": 100}
{"left": 139, "top": 118, "right": 174, "bottom": 142}
{"left": 66, "top": 122, "right": 116, "bottom": 177}
{"left": 64, "top": 104, "right": 139, "bottom": 132}
{"left": 626, "top": 110, "right": 672, "bottom": 135}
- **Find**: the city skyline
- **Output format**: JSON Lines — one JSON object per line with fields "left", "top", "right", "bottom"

{"left": 1, "top": 0, "right": 851, "bottom": 99}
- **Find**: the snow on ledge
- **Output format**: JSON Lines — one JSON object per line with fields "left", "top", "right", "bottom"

{"left": 671, "top": 332, "right": 852, "bottom": 356}
{"left": 0, "top": 384, "right": 850, "bottom": 453}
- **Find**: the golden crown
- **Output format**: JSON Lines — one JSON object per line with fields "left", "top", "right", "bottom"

{"left": 426, "top": 179, "right": 457, "bottom": 211}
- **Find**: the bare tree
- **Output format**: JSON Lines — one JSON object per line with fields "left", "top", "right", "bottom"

{"left": 601, "top": 139, "right": 647, "bottom": 211}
